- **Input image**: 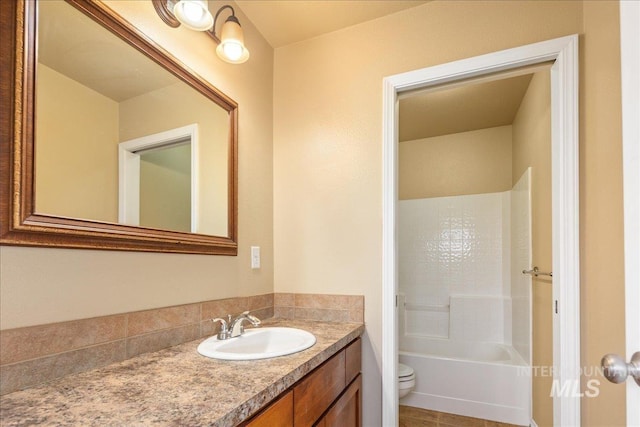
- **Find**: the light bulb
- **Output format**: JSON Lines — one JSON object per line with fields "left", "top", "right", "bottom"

{"left": 173, "top": 0, "right": 213, "bottom": 31}
{"left": 182, "top": 2, "right": 204, "bottom": 23}
{"left": 222, "top": 42, "right": 243, "bottom": 61}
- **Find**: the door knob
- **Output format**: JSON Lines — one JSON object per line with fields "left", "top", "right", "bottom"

{"left": 601, "top": 352, "right": 640, "bottom": 386}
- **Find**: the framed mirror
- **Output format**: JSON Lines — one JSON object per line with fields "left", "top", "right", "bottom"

{"left": 0, "top": 0, "right": 238, "bottom": 255}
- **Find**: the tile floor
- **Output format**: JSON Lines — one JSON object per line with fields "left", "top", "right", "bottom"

{"left": 399, "top": 405, "right": 525, "bottom": 427}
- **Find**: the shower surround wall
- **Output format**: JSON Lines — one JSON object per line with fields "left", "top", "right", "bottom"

{"left": 399, "top": 192, "right": 511, "bottom": 344}
{"left": 399, "top": 169, "right": 531, "bottom": 352}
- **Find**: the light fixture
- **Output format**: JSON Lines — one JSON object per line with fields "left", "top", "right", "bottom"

{"left": 212, "top": 6, "right": 250, "bottom": 64}
{"left": 152, "top": 0, "right": 250, "bottom": 64}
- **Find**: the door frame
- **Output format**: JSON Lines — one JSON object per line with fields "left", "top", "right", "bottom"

{"left": 382, "top": 35, "right": 580, "bottom": 426}
{"left": 620, "top": 1, "right": 640, "bottom": 425}
{"left": 118, "top": 123, "right": 199, "bottom": 232}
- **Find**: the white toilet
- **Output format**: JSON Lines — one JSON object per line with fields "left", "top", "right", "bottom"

{"left": 398, "top": 363, "right": 416, "bottom": 398}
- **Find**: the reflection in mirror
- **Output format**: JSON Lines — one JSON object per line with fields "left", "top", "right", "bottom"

{"left": 35, "top": 0, "right": 229, "bottom": 237}
{"left": 119, "top": 130, "right": 193, "bottom": 233}
{"left": 140, "top": 143, "right": 191, "bottom": 232}
{"left": 0, "top": 0, "right": 238, "bottom": 255}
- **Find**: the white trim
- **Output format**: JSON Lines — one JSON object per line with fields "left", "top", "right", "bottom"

{"left": 549, "top": 35, "right": 581, "bottom": 427}
{"left": 118, "top": 147, "right": 141, "bottom": 226}
{"left": 118, "top": 124, "right": 199, "bottom": 232}
{"left": 620, "top": 2, "right": 640, "bottom": 425}
{"left": 382, "top": 76, "right": 399, "bottom": 427}
{"left": 382, "top": 35, "right": 580, "bottom": 427}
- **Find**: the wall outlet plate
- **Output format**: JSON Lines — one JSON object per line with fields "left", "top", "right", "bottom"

{"left": 251, "top": 246, "right": 260, "bottom": 269}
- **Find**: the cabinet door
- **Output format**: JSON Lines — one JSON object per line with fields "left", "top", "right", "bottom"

{"left": 316, "top": 374, "right": 362, "bottom": 427}
{"left": 294, "top": 351, "right": 346, "bottom": 427}
{"left": 245, "top": 391, "right": 293, "bottom": 427}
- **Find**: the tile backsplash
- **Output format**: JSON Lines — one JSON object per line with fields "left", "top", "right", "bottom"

{"left": 0, "top": 292, "right": 363, "bottom": 395}
{"left": 274, "top": 293, "right": 364, "bottom": 323}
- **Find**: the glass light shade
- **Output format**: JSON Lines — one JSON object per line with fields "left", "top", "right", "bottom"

{"left": 215, "top": 19, "right": 250, "bottom": 64}
{"left": 173, "top": 0, "right": 213, "bottom": 31}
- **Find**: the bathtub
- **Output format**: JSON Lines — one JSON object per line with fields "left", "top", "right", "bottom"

{"left": 399, "top": 336, "right": 531, "bottom": 426}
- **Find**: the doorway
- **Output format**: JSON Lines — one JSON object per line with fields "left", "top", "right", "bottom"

{"left": 396, "top": 67, "right": 549, "bottom": 425}
{"left": 118, "top": 123, "right": 199, "bottom": 233}
{"left": 382, "top": 35, "right": 580, "bottom": 426}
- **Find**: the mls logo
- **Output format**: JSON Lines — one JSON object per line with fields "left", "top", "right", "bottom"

{"left": 550, "top": 379, "right": 600, "bottom": 398}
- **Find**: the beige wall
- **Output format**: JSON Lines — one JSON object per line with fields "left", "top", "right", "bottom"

{"left": 512, "top": 70, "right": 554, "bottom": 426}
{"left": 0, "top": 0, "right": 274, "bottom": 328}
{"left": 399, "top": 126, "right": 512, "bottom": 199}
{"left": 119, "top": 81, "right": 230, "bottom": 236}
{"left": 274, "top": 1, "right": 624, "bottom": 426}
{"left": 35, "top": 63, "right": 119, "bottom": 223}
{"left": 580, "top": 2, "right": 626, "bottom": 425}
{"left": 139, "top": 144, "right": 191, "bottom": 233}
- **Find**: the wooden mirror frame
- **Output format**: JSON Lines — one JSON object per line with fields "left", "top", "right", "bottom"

{"left": 0, "top": 0, "right": 238, "bottom": 255}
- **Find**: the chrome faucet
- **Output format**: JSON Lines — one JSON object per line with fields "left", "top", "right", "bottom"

{"left": 230, "top": 311, "right": 261, "bottom": 338}
{"left": 211, "top": 311, "right": 260, "bottom": 340}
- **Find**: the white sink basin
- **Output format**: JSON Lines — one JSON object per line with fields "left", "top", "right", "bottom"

{"left": 197, "top": 327, "right": 316, "bottom": 361}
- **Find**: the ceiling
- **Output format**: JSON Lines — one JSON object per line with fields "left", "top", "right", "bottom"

{"left": 40, "top": 0, "right": 535, "bottom": 137}
{"left": 234, "top": 0, "right": 429, "bottom": 48}
{"left": 233, "top": 0, "right": 538, "bottom": 141}
{"left": 39, "top": 1, "right": 429, "bottom": 101}
{"left": 38, "top": 1, "right": 178, "bottom": 102}
{"left": 399, "top": 74, "right": 535, "bottom": 142}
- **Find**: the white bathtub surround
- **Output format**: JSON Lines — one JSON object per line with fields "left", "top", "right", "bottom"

{"left": 449, "top": 295, "right": 511, "bottom": 344}
{"left": 510, "top": 169, "right": 532, "bottom": 364}
{"left": 400, "top": 294, "right": 450, "bottom": 338}
{"left": 399, "top": 336, "right": 530, "bottom": 426}
{"left": 399, "top": 192, "right": 512, "bottom": 342}
{"left": 398, "top": 172, "right": 532, "bottom": 425}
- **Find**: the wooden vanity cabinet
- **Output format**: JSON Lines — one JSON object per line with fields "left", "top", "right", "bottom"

{"left": 243, "top": 338, "right": 362, "bottom": 427}
{"left": 245, "top": 391, "right": 294, "bottom": 427}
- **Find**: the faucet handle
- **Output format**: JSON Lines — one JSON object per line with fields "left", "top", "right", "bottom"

{"left": 237, "top": 311, "right": 261, "bottom": 327}
{"left": 243, "top": 311, "right": 261, "bottom": 326}
{"left": 211, "top": 317, "right": 229, "bottom": 340}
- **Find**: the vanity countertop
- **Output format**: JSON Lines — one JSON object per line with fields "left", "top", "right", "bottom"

{"left": 0, "top": 319, "right": 364, "bottom": 426}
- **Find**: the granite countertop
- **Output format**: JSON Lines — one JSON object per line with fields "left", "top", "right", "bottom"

{"left": 0, "top": 319, "right": 364, "bottom": 426}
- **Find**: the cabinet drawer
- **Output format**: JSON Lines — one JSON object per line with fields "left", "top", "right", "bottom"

{"left": 244, "top": 391, "right": 293, "bottom": 427}
{"left": 294, "top": 350, "right": 346, "bottom": 427}
{"left": 345, "top": 338, "right": 361, "bottom": 385}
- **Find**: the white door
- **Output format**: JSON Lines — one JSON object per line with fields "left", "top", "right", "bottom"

{"left": 601, "top": 3, "right": 640, "bottom": 426}
{"left": 621, "top": 4, "right": 640, "bottom": 424}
